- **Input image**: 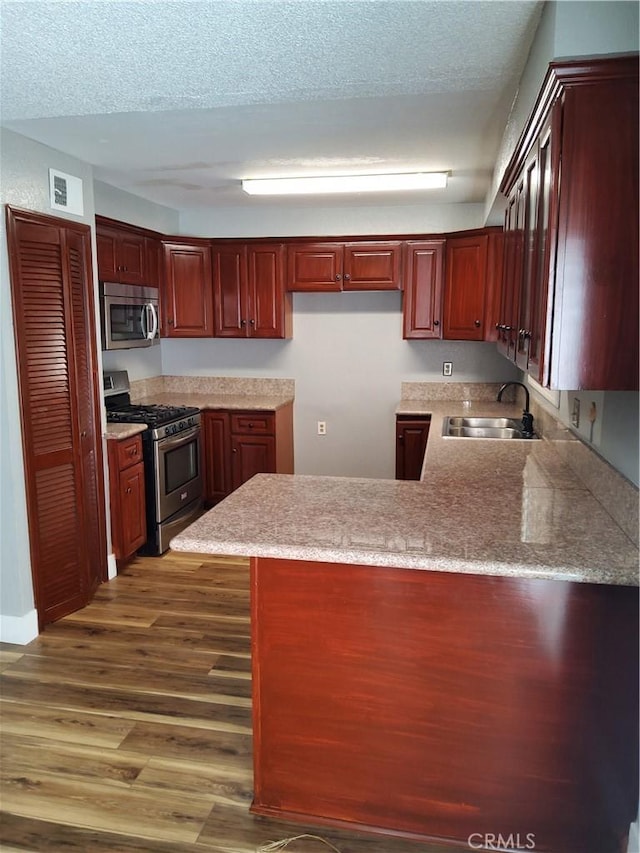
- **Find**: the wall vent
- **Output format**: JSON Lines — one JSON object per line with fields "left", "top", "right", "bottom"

{"left": 48, "top": 169, "right": 84, "bottom": 215}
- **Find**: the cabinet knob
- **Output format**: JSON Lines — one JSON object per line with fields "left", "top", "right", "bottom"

{"left": 168, "top": 318, "right": 174, "bottom": 326}
{"left": 474, "top": 319, "right": 481, "bottom": 328}
{"left": 126, "top": 487, "right": 132, "bottom": 494}
{"left": 335, "top": 274, "right": 342, "bottom": 281}
{"left": 248, "top": 423, "right": 254, "bottom": 428}
{"left": 81, "top": 430, "right": 87, "bottom": 438}
{"left": 232, "top": 448, "right": 237, "bottom": 453}
{"left": 398, "top": 434, "right": 403, "bottom": 440}
{"left": 249, "top": 319, "right": 255, "bottom": 326}
{"left": 241, "top": 319, "right": 247, "bottom": 326}
{"left": 434, "top": 320, "right": 440, "bottom": 327}
{"left": 343, "top": 273, "right": 351, "bottom": 281}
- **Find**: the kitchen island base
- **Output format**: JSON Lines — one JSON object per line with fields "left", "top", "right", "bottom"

{"left": 250, "top": 557, "right": 638, "bottom": 853}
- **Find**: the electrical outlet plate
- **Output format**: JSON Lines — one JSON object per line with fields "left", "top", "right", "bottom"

{"left": 317, "top": 421, "right": 327, "bottom": 435}
{"left": 443, "top": 362, "right": 452, "bottom": 377}
{"left": 571, "top": 398, "right": 580, "bottom": 428}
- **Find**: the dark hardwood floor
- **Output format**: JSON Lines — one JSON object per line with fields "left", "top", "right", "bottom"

{"left": 0, "top": 552, "right": 450, "bottom": 853}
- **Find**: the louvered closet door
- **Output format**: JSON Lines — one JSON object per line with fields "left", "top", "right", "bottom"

{"left": 6, "top": 208, "right": 106, "bottom": 626}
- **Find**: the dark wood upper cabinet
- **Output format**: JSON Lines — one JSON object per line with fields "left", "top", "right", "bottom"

{"left": 402, "top": 241, "right": 445, "bottom": 339}
{"left": 96, "top": 219, "right": 147, "bottom": 285}
{"left": 6, "top": 207, "right": 107, "bottom": 627}
{"left": 442, "top": 234, "right": 489, "bottom": 340}
{"left": 162, "top": 240, "right": 214, "bottom": 337}
{"left": 287, "top": 243, "right": 343, "bottom": 291}
{"left": 145, "top": 237, "right": 162, "bottom": 288}
{"left": 212, "top": 242, "right": 291, "bottom": 338}
{"left": 499, "top": 54, "right": 638, "bottom": 390}
{"left": 287, "top": 241, "right": 402, "bottom": 291}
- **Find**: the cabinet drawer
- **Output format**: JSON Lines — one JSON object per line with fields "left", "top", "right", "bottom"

{"left": 230, "top": 412, "right": 274, "bottom": 435}
{"left": 117, "top": 435, "right": 143, "bottom": 470}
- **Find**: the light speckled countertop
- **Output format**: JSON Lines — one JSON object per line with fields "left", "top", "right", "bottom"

{"left": 171, "top": 399, "right": 639, "bottom": 587}
{"left": 105, "top": 423, "right": 147, "bottom": 441}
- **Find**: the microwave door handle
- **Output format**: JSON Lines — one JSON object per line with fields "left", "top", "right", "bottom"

{"left": 140, "top": 304, "right": 148, "bottom": 340}
{"left": 146, "top": 303, "right": 158, "bottom": 341}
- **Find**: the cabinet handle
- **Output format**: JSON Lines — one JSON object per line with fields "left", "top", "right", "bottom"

{"left": 335, "top": 274, "right": 342, "bottom": 281}
{"left": 81, "top": 430, "right": 87, "bottom": 438}
{"left": 398, "top": 435, "right": 404, "bottom": 440}
{"left": 128, "top": 447, "right": 137, "bottom": 456}
{"left": 232, "top": 448, "right": 237, "bottom": 453}
{"left": 434, "top": 320, "right": 440, "bottom": 327}
{"left": 474, "top": 319, "right": 481, "bottom": 328}
{"left": 519, "top": 329, "right": 532, "bottom": 339}
{"left": 126, "top": 487, "right": 132, "bottom": 494}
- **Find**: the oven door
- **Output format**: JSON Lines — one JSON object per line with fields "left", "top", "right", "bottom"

{"left": 101, "top": 289, "right": 159, "bottom": 350}
{"left": 154, "top": 426, "right": 202, "bottom": 522}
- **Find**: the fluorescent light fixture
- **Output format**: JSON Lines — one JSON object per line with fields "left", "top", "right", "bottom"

{"left": 241, "top": 171, "right": 448, "bottom": 196}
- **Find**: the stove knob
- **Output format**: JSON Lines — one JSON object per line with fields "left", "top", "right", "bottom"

{"left": 165, "top": 426, "right": 171, "bottom": 436}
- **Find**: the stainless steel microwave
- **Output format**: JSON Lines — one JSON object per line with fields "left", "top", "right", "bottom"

{"left": 99, "top": 281, "right": 160, "bottom": 350}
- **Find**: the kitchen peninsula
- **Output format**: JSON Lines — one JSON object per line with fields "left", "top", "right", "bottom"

{"left": 171, "top": 389, "right": 639, "bottom": 853}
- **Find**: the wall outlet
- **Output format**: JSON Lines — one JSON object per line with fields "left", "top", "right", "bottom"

{"left": 571, "top": 397, "right": 580, "bottom": 428}
{"left": 317, "top": 421, "right": 327, "bottom": 436}
{"left": 443, "top": 362, "right": 453, "bottom": 377}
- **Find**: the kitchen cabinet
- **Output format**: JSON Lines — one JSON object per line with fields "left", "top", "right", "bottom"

{"left": 7, "top": 207, "right": 107, "bottom": 626}
{"left": 203, "top": 404, "right": 294, "bottom": 505}
{"left": 162, "top": 239, "right": 214, "bottom": 337}
{"left": 212, "top": 242, "right": 292, "bottom": 338}
{"left": 287, "top": 241, "right": 402, "bottom": 291}
{"left": 107, "top": 434, "right": 146, "bottom": 562}
{"left": 96, "top": 218, "right": 147, "bottom": 285}
{"left": 498, "top": 54, "right": 638, "bottom": 390}
{"left": 145, "top": 236, "right": 162, "bottom": 288}
{"left": 395, "top": 416, "right": 431, "bottom": 480}
{"left": 402, "top": 241, "right": 445, "bottom": 339}
{"left": 442, "top": 234, "right": 489, "bottom": 341}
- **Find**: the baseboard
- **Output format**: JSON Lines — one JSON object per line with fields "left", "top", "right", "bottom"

{"left": 107, "top": 552, "right": 117, "bottom": 580}
{"left": 0, "top": 609, "right": 38, "bottom": 644}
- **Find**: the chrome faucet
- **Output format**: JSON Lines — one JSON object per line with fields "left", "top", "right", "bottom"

{"left": 497, "top": 381, "right": 535, "bottom": 438}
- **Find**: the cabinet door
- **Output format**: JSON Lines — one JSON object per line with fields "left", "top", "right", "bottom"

{"left": 163, "top": 242, "right": 214, "bottom": 337}
{"left": 96, "top": 227, "right": 118, "bottom": 281}
{"left": 515, "top": 147, "right": 541, "bottom": 371}
{"left": 212, "top": 245, "right": 248, "bottom": 337}
{"left": 231, "top": 434, "right": 276, "bottom": 491}
{"left": 403, "top": 241, "right": 445, "bottom": 339}
{"left": 286, "top": 243, "right": 343, "bottom": 291}
{"left": 343, "top": 242, "right": 402, "bottom": 290}
{"left": 145, "top": 237, "right": 162, "bottom": 288}
{"left": 396, "top": 417, "right": 431, "bottom": 480}
{"left": 497, "top": 187, "right": 524, "bottom": 360}
{"left": 203, "top": 412, "right": 232, "bottom": 505}
{"left": 248, "top": 243, "right": 291, "bottom": 338}
{"left": 443, "top": 234, "right": 488, "bottom": 340}
{"left": 118, "top": 232, "right": 146, "bottom": 285}
{"left": 119, "top": 462, "right": 146, "bottom": 558}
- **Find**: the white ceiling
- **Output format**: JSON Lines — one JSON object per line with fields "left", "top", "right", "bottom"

{"left": 0, "top": 0, "right": 543, "bottom": 211}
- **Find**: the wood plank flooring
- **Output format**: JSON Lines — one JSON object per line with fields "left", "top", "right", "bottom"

{"left": 0, "top": 551, "right": 451, "bottom": 853}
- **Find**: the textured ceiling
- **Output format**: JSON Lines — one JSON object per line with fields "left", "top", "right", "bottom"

{"left": 0, "top": 0, "right": 543, "bottom": 210}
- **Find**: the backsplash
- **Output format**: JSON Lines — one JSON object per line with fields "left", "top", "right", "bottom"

{"left": 400, "top": 381, "right": 516, "bottom": 402}
{"left": 130, "top": 375, "right": 295, "bottom": 401}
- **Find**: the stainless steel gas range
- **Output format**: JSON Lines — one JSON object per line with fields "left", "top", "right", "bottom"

{"left": 104, "top": 371, "right": 203, "bottom": 555}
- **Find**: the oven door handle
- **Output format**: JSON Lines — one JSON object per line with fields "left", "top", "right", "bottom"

{"left": 158, "top": 425, "right": 200, "bottom": 450}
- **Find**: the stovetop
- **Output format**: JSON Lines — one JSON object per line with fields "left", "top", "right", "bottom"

{"left": 106, "top": 403, "right": 200, "bottom": 429}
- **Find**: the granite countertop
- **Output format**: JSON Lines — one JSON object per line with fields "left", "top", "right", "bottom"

{"left": 105, "top": 423, "right": 148, "bottom": 440}
{"left": 134, "top": 392, "right": 293, "bottom": 411}
{"left": 171, "top": 399, "right": 639, "bottom": 587}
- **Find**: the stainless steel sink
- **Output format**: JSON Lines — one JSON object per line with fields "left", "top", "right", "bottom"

{"left": 442, "top": 416, "right": 539, "bottom": 440}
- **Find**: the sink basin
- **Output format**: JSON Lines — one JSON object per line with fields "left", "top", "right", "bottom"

{"left": 442, "top": 416, "right": 538, "bottom": 440}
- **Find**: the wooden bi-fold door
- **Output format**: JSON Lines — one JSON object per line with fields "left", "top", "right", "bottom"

{"left": 6, "top": 206, "right": 107, "bottom": 628}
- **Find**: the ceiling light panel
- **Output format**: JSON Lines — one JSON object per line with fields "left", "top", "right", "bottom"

{"left": 242, "top": 172, "right": 449, "bottom": 196}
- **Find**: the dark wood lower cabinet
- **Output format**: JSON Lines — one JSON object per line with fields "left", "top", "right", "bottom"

{"left": 203, "top": 404, "right": 294, "bottom": 505}
{"left": 395, "top": 416, "right": 431, "bottom": 480}
{"left": 251, "top": 557, "right": 639, "bottom": 853}
{"left": 6, "top": 207, "right": 107, "bottom": 627}
{"left": 107, "top": 434, "right": 146, "bottom": 562}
